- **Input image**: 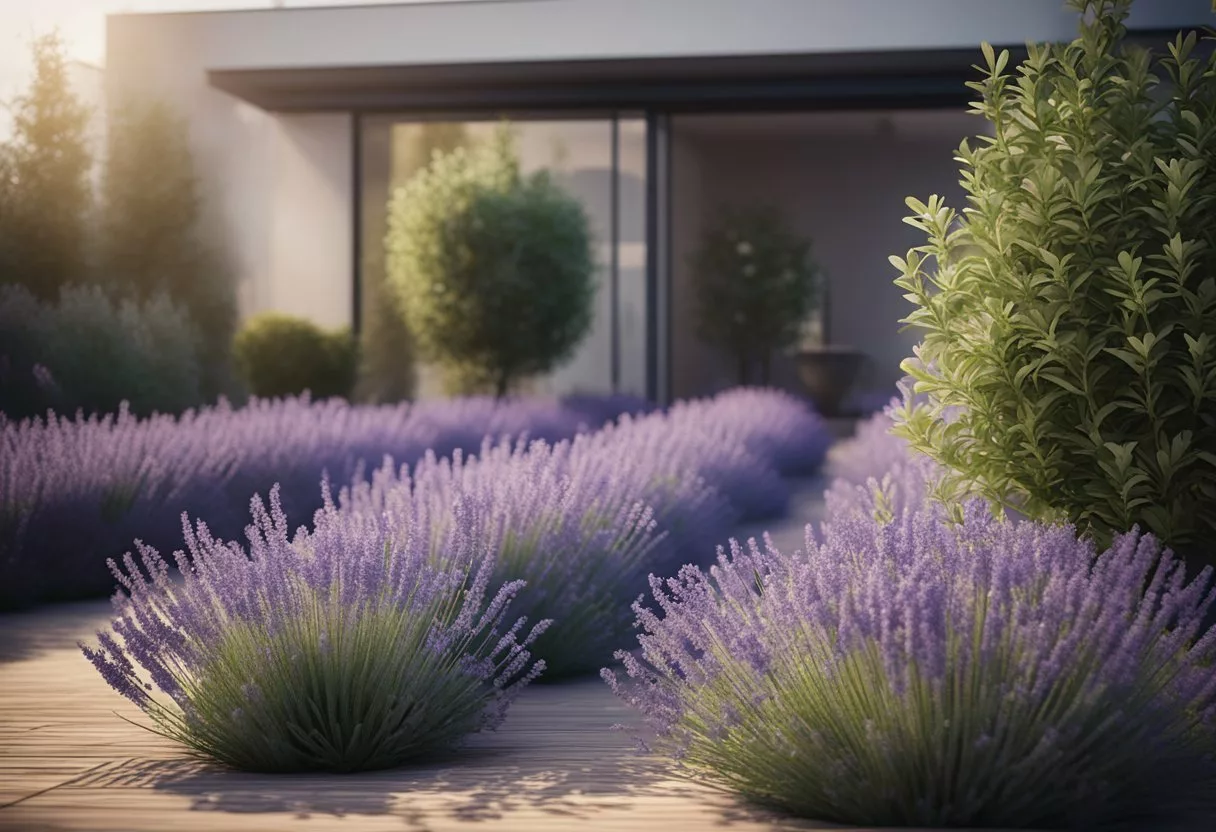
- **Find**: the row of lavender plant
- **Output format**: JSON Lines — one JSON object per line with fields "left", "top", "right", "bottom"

{"left": 1, "top": 393, "right": 655, "bottom": 608}
{"left": 81, "top": 388, "right": 833, "bottom": 769}
{"left": 329, "top": 388, "right": 831, "bottom": 678}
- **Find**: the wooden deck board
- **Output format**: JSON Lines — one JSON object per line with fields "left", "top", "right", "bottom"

{"left": 0, "top": 600, "right": 848, "bottom": 832}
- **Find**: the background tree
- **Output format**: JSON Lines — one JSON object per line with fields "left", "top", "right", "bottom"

{"left": 386, "top": 125, "right": 595, "bottom": 398}
{"left": 0, "top": 32, "right": 92, "bottom": 297}
{"left": 99, "top": 97, "right": 237, "bottom": 401}
{"left": 356, "top": 122, "right": 468, "bottom": 403}
{"left": 690, "top": 205, "right": 822, "bottom": 385}
{"left": 891, "top": 0, "right": 1216, "bottom": 555}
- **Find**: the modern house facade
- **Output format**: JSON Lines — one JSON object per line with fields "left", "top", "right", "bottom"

{"left": 104, "top": 0, "right": 1212, "bottom": 403}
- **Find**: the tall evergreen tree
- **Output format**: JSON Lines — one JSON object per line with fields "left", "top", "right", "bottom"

{"left": 0, "top": 32, "right": 93, "bottom": 297}
{"left": 99, "top": 97, "right": 237, "bottom": 400}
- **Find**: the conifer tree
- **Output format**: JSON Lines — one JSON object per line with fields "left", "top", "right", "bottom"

{"left": 99, "top": 97, "right": 237, "bottom": 400}
{"left": 0, "top": 32, "right": 93, "bottom": 297}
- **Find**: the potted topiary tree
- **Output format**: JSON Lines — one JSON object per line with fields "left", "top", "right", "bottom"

{"left": 385, "top": 125, "right": 596, "bottom": 398}
{"left": 891, "top": 0, "right": 1216, "bottom": 557}
{"left": 689, "top": 205, "right": 825, "bottom": 388}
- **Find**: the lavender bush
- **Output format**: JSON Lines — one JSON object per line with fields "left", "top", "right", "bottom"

{"left": 81, "top": 486, "right": 548, "bottom": 772}
{"left": 823, "top": 401, "right": 944, "bottom": 525}
{"left": 558, "top": 391, "right": 657, "bottom": 427}
{"left": 563, "top": 419, "right": 739, "bottom": 577}
{"left": 337, "top": 438, "right": 667, "bottom": 678}
{"left": 0, "top": 406, "right": 234, "bottom": 604}
{"left": 330, "top": 392, "right": 819, "bottom": 677}
{"left": 606, "top": 490, "right": 1216, "bottom": 828}
{"left": 679, "top": 387, "right": 832, "bottom": 477}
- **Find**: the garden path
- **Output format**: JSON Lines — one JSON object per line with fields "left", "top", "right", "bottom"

{"left": 0, "top": 477, "right": 998, "bottom": 832}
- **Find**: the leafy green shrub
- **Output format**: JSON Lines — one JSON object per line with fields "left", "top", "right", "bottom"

{"left": 0, "top": 283, "right": 203, "bottom": 419}
{"left": 386, "top": 125, "right": 595, "bottom": 397}
{"left": 891, "top": 0, "right": 1216, "bottom": 552}
{"left": 690, "top": 205, "right": 821, "bottom": 384}
{"left": 233, "top": 313, "right": 358, "bottom": 400}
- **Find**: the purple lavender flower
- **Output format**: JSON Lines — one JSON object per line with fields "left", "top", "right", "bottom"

{"left": 681, "top": 387, "right": 833, "bottom": 477}
{"left": 822, "top": 403, "right": 944, "bottom": 527}
{"left": 338, "top": 435, "right": 680, "bottom": 678}
{"left": 605, "top": 502, "right": 1216, "bottom": 828}
{"left": 562, "top": 413, "right": 741, "bottom": 563}
{"left": 1, "top": 393, "right": 636, "bottom": 608}
{"left": 585, "top": 407, "right": 787, "bottom": 522}
{"left": 80, "top": 485, "right": 548, "bottom": 772}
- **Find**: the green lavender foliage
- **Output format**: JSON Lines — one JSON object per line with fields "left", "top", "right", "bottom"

{"left": 385, "top": 125, "right": 595, "bottom": 398}
{"left": 690, "top": 205, "right": 821, "bottom": 385}
{"left": 233, "top": 313, "right": 358, "bottom": 401}
{"left": 891, "top": 0, "right": 1216, "bottom": 551}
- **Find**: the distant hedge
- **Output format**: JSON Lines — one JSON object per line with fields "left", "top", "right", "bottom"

{"left": 0, "top": 283, "right": 203, "bottom": 419}
{"left": 233, "top": 313, "right": 358, "bottom": 401}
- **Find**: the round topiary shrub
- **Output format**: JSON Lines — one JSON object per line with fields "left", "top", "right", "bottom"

{"left": 890, "top": 0, "right": 1216, "bottom": 554}
{"left": 385, "top": 125, "right": 596, "bottom": 397}
{"left": 233, "top": 313, "right": 358, "bottom": 400}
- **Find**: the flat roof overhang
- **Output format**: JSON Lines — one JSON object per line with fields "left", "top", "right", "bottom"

{"left": 207, "top": 29, "right": 1204, "bottom": 114}
{"left": 206, "top": 48, "right": 999, "bottom": 113}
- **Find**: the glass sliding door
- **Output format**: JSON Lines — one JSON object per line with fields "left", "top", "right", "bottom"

{"left": 356, "top": 113, "right": 653, "bottom": 401}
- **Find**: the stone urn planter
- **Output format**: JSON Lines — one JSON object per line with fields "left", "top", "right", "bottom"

{"left": 793, "top": 346, "right": 867, "bottom": 417}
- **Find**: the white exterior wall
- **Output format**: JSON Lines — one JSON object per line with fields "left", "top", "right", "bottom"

{"left": 105, "top": 21, "right": 354, "bottom": 330}
{"left": 268, "top": 114, "right": 353, "bottom": 330}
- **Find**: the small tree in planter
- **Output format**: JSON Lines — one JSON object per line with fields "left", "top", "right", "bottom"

{"left": 690, "top": 205, "right": 821, "bottom": 385}
{"left": 891, "top": 0, "right": 1216, "bottom": 553}
{"left": 385, "top": 125, "right": 596, "bottom": 398}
